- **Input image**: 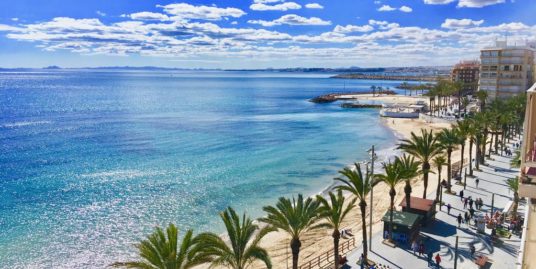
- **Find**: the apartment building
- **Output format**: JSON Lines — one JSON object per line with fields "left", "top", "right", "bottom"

{"left": 451, "top": 60, "right": 479, "bottom": 94}
{"left": 479, "top": 41, "right": 536, "bottom": 99}
{"left": 518, "top": 82, "right": 536, "bottom": 268}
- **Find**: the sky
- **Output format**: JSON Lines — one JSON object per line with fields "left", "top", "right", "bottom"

{"left": 0, "top": 0, "right": 535, "bottom": 68}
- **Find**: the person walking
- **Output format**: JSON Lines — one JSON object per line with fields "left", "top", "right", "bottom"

{"left": 427, "top": 251, "right": 434, "bottom": 267}
{"left": 419, "top": 241, "right": 425, "bottom": 256}
{"left": 435, "top": 253, "right": 442, "bottom": 268}
{"left": 469, "top": 197, "right": 474, "bottom": 209}
{"left": 460, "top": 190, "right": 464, "bottom": 201}
{"left": 469, "top": 207, "right": 475, "bottom": 218}
{"left": 463, "top": 197, "right": 468, "bottom": 209}
{"left": 457, "top": 213, "right": 463, "bottom": 227}
{"left": 412, "top": 240, "right": 418, "bottom": 255}
{"left": 447, "top": 203, "right": 452, "bottom": 215}
{"left": 464, "top": 211, "right": 470, "bottom": 225}
{"left": 475, "top": 178, "right": 480, "bottom": 189}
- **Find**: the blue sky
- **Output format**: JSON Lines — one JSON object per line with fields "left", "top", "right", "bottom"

{"left": 0, "top": 0, "right": 535, "bottom": 68}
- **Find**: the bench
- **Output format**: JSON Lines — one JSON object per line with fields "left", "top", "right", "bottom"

{"left": 475, "top": 255, "right": 489, "bottom": 268}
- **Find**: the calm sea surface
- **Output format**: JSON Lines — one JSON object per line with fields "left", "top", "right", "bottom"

{"left": 0, "top": 70, "right": 403, "bottom": 268}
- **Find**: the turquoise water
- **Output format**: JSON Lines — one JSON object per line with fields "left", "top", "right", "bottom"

{"left": 0, "top": 70, "right": 401, "bottom": 268}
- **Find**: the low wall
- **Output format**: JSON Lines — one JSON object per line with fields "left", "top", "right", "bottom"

{"left": 419, "top": 113, "right": 458, "bottom": 124}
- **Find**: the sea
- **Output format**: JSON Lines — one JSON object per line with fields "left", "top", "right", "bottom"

{"left": 0, "top": 70, "right": 406, "bottom": 268}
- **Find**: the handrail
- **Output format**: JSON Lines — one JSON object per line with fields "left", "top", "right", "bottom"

{"left": 298, "top": 237, "right": 356, "bottom": 269}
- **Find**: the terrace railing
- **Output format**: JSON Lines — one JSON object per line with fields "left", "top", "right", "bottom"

{"left": 298, "top": 237, "right": 356, "bottom": 269}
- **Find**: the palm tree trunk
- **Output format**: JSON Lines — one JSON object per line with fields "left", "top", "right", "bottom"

{"left": 332, "top": 230, "right": 340, "bottom": 269}
{"left": 512, "top": 192, "right": 519, "bottom": 220}
{"left": 475, "top": 136, "right": 481, "bottom": 170}
{"left": 360, "top": 201, "right": 368, "bottom": 261}
{"left": 422, "top": 162, "right": 430, "bottom": 199}
{"left": 389, "top": 189, "right": 395, "bottom": 242}
{"left": 447, "top": 150, "right": 452, "bottom": 193}
{"left": 404, "top": 180, "right": 412, "bottom": 211}
{"left": 469, "top": 139, "right": 474, "bottom": 176}
{"left": 291, "top": 238, "right": 301, "bottom": 269}
{"left": 435, "top": 167, "right": 442, "bottom": 202}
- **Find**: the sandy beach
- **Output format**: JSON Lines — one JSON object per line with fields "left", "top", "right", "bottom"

{"left": 257, "top": 94, "right": 463, "bottom": 269}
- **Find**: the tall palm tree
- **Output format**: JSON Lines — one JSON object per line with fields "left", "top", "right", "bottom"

{"left": 316, "top": 190, "right": 357, "bottom": 268}
{"left": 476, "top": 89, "right": 488, "bottom": 112}
{"left": 111, "top": 224, "right": 208, "bottom": 269}
{"left": 375, "top": 157, "right": 406, "bottom": 242}
{"left": 397, "top": 154, "right": 422, "bottom": 211}
{"left": 438, "top": 128, "right": 460, "bottom": 193}
{"left": 261, "top": 195, "right": 322, "bottom": 269}
{"left": 466, "top": 118, "right": 477, "bottom": 176}
{"left": 511, "top": 150, "right": 521, "bottom": 168}
{"left": 398, "top": 129, "right": 442, "bottom": 199}
{"left": 454, "top": 120, "right": 471, "bottom": 179}
{"left": 197, "top": 207, "right": 274, "bottom": 269}
{"left": 335, "top": 163, "right": 373, "bottom": 261}
{"left": 432, "top": 155, "right": 447, "bottom": 203}
{"left": 506, "top": 177, "right": 520, "bottom": 219}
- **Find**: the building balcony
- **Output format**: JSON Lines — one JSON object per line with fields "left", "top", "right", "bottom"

{"left": 519, "top": 173, "right": 536, "bottom": 198}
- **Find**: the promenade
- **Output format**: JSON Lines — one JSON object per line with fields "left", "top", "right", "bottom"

{"left": 345, "top": 139, "right": 523, "bottom": 269}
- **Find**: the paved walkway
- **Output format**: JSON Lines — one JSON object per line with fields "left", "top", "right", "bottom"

{"left": 345, "top": 139, "right": 524, "bottom": 269}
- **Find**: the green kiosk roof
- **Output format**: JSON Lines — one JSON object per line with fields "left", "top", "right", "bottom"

{"left": 382, "top": 210, "right": 422, "bottom": 229}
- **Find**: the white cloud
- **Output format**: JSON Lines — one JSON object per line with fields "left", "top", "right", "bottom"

{"left": 333, "top": 24, "right": 374, "bottom": 33}
{"left": 423, "top": 0, "right": 456, "bottom": 4}
{"left": 11, "top": 18, "right": 19, "bottom": 22}
{"left": 96, "top": 11, "right": 106, "bottom": 17}
{"left": 378, "top": 5, "right": 396, "bottom": 11}
{"left": 248, "top": 14, "right": 331, "bottom": 27}
{"left": 129, "top": 12, "right": 170, "bottom": 21}
{"left": 250, "top": 2, "right": 301, "bottom": 11}
{"left": 305, "top": 3, "right": 324, "bottom": 9}
{"left": 231, "top": 21, "right": 238, "bottom": 25}
{"left": 369, "top": 19, "right": 400, "bottom": 29}
{"left": 457, "top": 0, "right": 505, "bottom": 7}
{"left": 374, "top": 0, "right": 382, "bottom": 4}
{"left": 399, "top": 6, "right": 413, "bottom": 12}
{"left": 441, "top": 18, "right": 484, "bottom": 28}
{"left": 158, "top": 3, "right": 246, "bottom": 20}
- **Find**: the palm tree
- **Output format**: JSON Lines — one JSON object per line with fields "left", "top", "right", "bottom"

{"left": 398, "top": 129, "right": 442, "bottom": 199}
{"left": 397, "top": 154, "right": 422, "bottom": 211}
{"left": 197, "top": 207, "right": 274, "bottom": 269}
{"left": 261, "top": 195, "right": 322, "bottom": 269}
{"left": 370, "top": 85, "right": 377, "bottom": 97}
{"left": 466, "top": 118, "right": 477, "bottom": 176}
{"left": 438, "top": 128, "right": 460, "bottom": 193}
{"left": 476, "top": 90, "right": 488, "bottom": 112}
{"left": 375, "top": 157, "right": 406, "bottom": 242}
{"left": 454, "top": 120, "right": 471, "bottom": 180}
{"left": 316, "top": 190, "right": 357, "bottom": 268}
{"left": 432, "top": 155, "right": 447, "bottom": 203}
{"left": 335, "top": 163, "right": 373, "bottom": 261}
{"left": 506, "top": 177, "right": 520, "bottom": 219}
{"left": 111, "top": 224, "right": 208, "bottom": 269}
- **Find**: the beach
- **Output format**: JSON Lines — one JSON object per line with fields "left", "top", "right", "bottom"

{"left": 256, "top": 95, "right": 459, "bottom": 269}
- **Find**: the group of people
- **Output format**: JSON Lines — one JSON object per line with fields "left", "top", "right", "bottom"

{"left": 409, "top": 240, "right": 443, "bottom": 268}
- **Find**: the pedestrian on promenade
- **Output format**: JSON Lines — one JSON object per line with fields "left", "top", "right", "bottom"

{"left": 435, "top": 253, "right": 442, "bottom": 268}
{"left": 475, "top": 178, "right": 480, "bottom": 189}
{"left": 469, "top": 207, "right": 475, "bottom": 218}
{"left": 411, "top": 240, "right": 418, "bottom": 255}
{"left": 457, "top": 213, "right": 463, "bottom": 227}
{"left": 463, "top": 198, "right": 468, "bottom": 209}
{"left": 469, "top": 197, "right": 474, "bottom": 209}
{"left": 427, "top": 251, "right": 433, "bottom": 266}
{"left": 464, "top": 212, "right": 470, "bottom": 225}
{"left": 447, "top": 204, "right": 452, "bottom": 215}
{"left": 460, "top": 190, "right": 464, "bottom": 201}
{"left": 419, "top": 241, "right": 425, "bottom": 256}
{"left": 470, "top": 244, "right": 476, "bottom": 257}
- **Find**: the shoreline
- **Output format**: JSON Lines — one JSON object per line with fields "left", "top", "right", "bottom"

{"left": 256, "top": 96, "right": 457, "bottom": 269}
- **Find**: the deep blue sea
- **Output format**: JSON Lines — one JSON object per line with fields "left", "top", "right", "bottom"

{"left": 0, "top": 70, "right": 403, "bottom": 268}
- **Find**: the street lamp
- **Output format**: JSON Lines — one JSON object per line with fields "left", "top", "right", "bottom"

{"left": 367, "top": 145, "right": 377, "bottom": 249}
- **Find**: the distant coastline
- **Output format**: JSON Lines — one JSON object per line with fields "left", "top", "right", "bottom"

{"left": 332, "top": 73, "right": 447, "bottom": 81}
